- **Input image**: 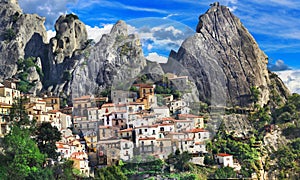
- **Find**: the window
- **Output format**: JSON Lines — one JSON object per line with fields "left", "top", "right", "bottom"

{"left": 144, "top": 129, "right": 147, "bottom": 132}
{"left": 153, "top": 130, "right": 155, "bottom": 135}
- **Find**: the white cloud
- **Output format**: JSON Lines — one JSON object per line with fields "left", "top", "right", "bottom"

{"left": 85, "top": 24, "right": 113, "bottom": 43}
{"left": 163, "top": 13, "right": 179, "bottom": 19}
{"left": 135, "top": 25, "right": 193, "bottom": 54}
{"left": 275, "top": 70, "right": 300, "bottom": 94}
{"left": 46, "top": 30, "right": 56, "bottom": 43}
{"left": 45, "top": 24, "right": 114, "bottom": 43}
{"left": 19, "top": 0, "right": 77, "bottom": 29}
{"left": 147, "top": 44, "right": 153, "bottom": 51}
{"left": 268, "top": 59, "right": 291, "bottom": 71}
{"left": 146, "top": 52, "right": 168, "bottom": 63}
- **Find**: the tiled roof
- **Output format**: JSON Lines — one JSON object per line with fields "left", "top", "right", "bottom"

{"left": 217, "top": 153, "right": 232, "bottom": 157}
{"left": 119, "top": 128, "right": 133, "bottom": 132}
{"left": 139, "top": 137, "right": 156, "bottom": 140}
{"left": 185, "top": 128, "right": 208, "bottom": 133}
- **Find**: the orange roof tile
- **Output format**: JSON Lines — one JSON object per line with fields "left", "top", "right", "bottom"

{"left": 101, "top": 103, "right": 115, "bottom": 107}
{"left": 185, "top": 128, "right": 208, "bottom": 133}
{"left": 217, "top": 153, "right": 232, "bottom": 157}
{"left": 195, "top": 142, "right": 205, "bottom": 145}
{"left": 139, "top": 137, "right": 156, "bottom": 140}
{"left": 119, "top": 128, "right": 133, "bottom": 132}
{"left": 161, "top": 117, "right": 175, "bottom": 121}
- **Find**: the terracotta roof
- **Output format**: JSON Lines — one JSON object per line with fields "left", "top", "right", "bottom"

{"left": 195, "top": 142, "right": 205, "bottom": 145}
{"left": 99, "top": 125, "right": 112, "bottom": 129}
{"left": 217, "top": 153, "right": 232, "bottom": 157}
{"left": 158, "top": 123, "right": 174, "bottom": 126}
{"left": 119, "top": 128, "right": 133, "bottom": 132}
{"left": 185, "top": 128, "right": 208, "bottom": 133}
{"left": 139, "top": 137, "right": 156, "bottom": 140}
{"left": 161, "top": 117, "right": 176, "bottom": 121}
{"left": 101, "top": 103, "right": 115, "bottom": 107}
{"left": 48, "top": 110, "right": 60, "bottom": 113}
{"left": 0, "top": 102, "right": 12, "bottom": 107}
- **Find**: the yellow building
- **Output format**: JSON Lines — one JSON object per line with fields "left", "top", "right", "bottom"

{"left": 43, "top": 96, "right": 60, "bottom": 110}
{"left": 84, "top": 130, "right": 98, "bottom": 151}
{"left": 134, "top": 84, "right": 156, "bottom": 110}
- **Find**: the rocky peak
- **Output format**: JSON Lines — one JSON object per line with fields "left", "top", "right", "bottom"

{"left": 0, "top": 0, "right": 47, "bottom": 82}
{"left": 110, "top": 20, "right": 128, "bottom": 37}
{"left": 169, "top": 3, "right": 288, "bottom": 107}
{"left": 50, "top": 14, "right": 88, "bottom": 63}
{"left": 69, "top": 20, "right": 146, "bottom": 99}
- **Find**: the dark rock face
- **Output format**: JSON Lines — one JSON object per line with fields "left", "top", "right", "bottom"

{"left": 0, "top": 0, "right": 47, "bottom": 82}
{"left": 169, "top": 3, "right": 289, "bottom": 107}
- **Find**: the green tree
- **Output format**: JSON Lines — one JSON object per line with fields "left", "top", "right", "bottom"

{"left": 35, "top": 122, "right": 61, "bottom": 160}
{"left": 214, "top": 166, "right": 236, "bottom": 179}
{"left": 9, "top": 98, "right": 36, "bottom": 131}
{"left": 3, "top": 28, "right": 16, "bottom": 41}
{"left": 95, "top": 165, "right": 127, "bottom": 180}
{"left": 0, "top": 126, "right": 45, "bottom": 179}
{"left": 52, "top": 160, "right": 77, "bottom": 179}
{"left": 166, "top": 150, "right": 192, "bottom": 172}
{"left": 250, "top": 86, "right": 260, "bottom": 104}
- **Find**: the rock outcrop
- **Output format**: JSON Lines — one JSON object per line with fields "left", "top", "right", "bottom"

{"left": 0, "top": 0, "right": 47, "bottom": 83}
{"left": 70, "top": 20, "right": 146, "bottom": 98}
{"left": 169, "top": 2, "right": 289, "bottom": 107}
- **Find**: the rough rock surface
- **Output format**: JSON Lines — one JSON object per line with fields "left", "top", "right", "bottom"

{"left": 169, "top": 2, "right": 289, "bottom": 107}
{"left": 70, "top": 20, "right": 146, "bottom": 99}
{"left": 0, "top": 0, "right": 47, "bottom": 82}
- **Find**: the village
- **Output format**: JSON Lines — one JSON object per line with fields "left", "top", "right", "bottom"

{"left": 0, "top": 75, "right": 241, "bottom": 177}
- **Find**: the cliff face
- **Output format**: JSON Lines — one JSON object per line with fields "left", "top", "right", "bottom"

{"left": 0, "top": 1, "right": 290, "bottom": 107}
{"left": 169, "top": 2, "right": 289, "bottom": 107}
{"left": 0, "top": 0, "right": 47, "bottom": 87}
{"left": 0, "top": 1, "right": 146, "bottom": 98}
{"left": 70, "top": 20, "right": 146, "bottom": 99}
{"left": 45, "top": 20, "right": 146, "bottom": 99}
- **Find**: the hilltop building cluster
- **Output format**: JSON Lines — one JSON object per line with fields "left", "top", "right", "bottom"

{"left": 0, "top": 77, "right": 239, "bottom": 177}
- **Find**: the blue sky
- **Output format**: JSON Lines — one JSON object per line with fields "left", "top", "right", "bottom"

{"left": 18, "top": 0, "right": 300, "bottom": 70}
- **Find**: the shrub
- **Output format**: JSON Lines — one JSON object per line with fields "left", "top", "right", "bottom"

{"left": 3, "top": 28, "right": 16, "bottom": 41}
